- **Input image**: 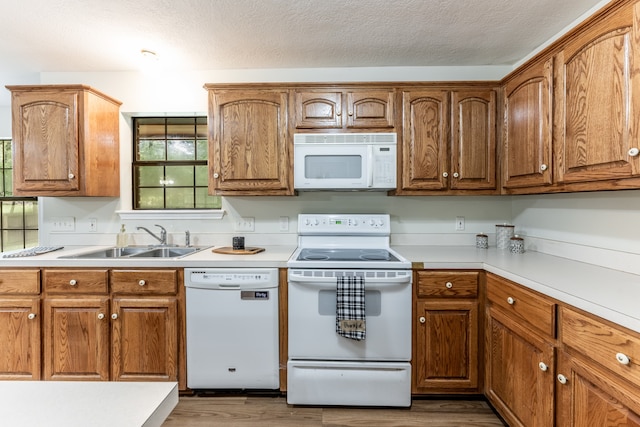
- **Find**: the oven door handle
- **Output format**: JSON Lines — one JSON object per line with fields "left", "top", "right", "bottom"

{"left": 288, "top": 275, "right": 411, "bottom": 284}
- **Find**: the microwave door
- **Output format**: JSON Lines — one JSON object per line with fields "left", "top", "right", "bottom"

{"left": 294, "top": 145, "right": 369, "bottom": 189}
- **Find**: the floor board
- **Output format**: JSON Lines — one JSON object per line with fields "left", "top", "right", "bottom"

{"left": 161, "top": 396, "right": 506, "bottom": 426}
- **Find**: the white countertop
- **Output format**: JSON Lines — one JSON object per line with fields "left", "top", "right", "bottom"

{"left": 0, "top": 381, "right": 178, "bottom": 427}
{"left": 2, "top": 243, "right": 638, "bottom": 333}
{"left": 394, "top": 246, "right": 640, "bottom": 333}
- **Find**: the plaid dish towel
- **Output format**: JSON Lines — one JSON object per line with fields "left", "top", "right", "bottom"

{"left": 336, "top": 275, "right": 366, "bottom": 341}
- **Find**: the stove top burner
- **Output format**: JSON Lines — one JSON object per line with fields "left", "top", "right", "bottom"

{"left": 297, "top": 248, "right": 400, "bottom": 263}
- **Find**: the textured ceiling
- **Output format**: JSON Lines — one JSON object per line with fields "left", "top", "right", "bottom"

{"left": 0, "top": 0, "right": 606, "bottom": 73}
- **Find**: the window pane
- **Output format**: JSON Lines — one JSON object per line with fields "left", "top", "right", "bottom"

{"left": 166, "top": 165, "right": 194, "bottom": 186}
{"left": 196, "top": 121, "right": 207, "bottom": 139}
{"left": 3, "top": 140, "right": 11, "bottom": 167}
{"left": 167, "top": 140, "right": 195, "bottom": 161}
{"left": 136, "top": 166, "right": 164, "bottom": 187}
{"left": 138, "top": 140, "right": 166, "bottom": 161}
{"left": 4, "top": 171, "right": 12, "bottom": 196}
{"left": 195, "top": 165, "right": 208, "bottom": 186}
{"left": 24, "top": 201, "right": 38, "bottom": 229}
{"left": 196, "top": 188, "right": 220, "bottom": 209}
{"left": 196, "top": 139, "right": 208, "bottom": 160}
{"left": 167, "top": 118, "right": 196, "bottom": 138}
{"left": 166, "top": 188, "right": 194, "bottom": 209}
{"left": 25, "top": 230, "right": 38, "bottom": 248}
{"left": 2, "top": 201, "right": 24, "bottom": 228}
{"left": 2, "top": 230, "right": 24, "bottom": 252}
{"left": 137, "top": 118, "right": 166, "bottom": 139}
{"left": 137, "top": 188, "right": 165, "bottom": 209}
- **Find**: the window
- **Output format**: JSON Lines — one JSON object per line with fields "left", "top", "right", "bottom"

{"left": 0, "top": 139, "right": 38, "bottom": 251}
{"left": 133, "top": 117, "right": 221, "bottom": 209}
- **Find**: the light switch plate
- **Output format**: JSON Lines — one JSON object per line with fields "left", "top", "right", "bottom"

{"left": 52, "top": 216, "right": 75, "bottom": 232}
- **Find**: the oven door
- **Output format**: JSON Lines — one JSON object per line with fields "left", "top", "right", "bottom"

{"left": 294, "top": 143, "right": 371, "bottom": 189}
{"left": 287, "top": 269, "right": 412, "bottom": 361}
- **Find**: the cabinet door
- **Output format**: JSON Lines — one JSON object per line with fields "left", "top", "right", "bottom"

{"left": 0, "top": 298, "right": 40, "bottom": 380}
{"left": 503, "top": 58, "right": 553, "bottom": 189}
{"left": 451, "top": 89, "right": 496, "bottom": 190}
{"left": 209, "top": 90, "right": 291, "bottom": 195}
{"left": 555, "top": 2, "right": 640, "bottom": 184}
{"left": 400, "top": 90, "right": 449, "bottom": 191}
{"left": 414, "top": 300, "right": 479, "bottom": 392}
{"left": 43, "top": 297, "right": 110, "bottom": 380}
{"left": 294, "top": 90, "right": 343, "bottom": 128}
{"left": 111, "top": 297, "right": 178, "bottom": 382}
{"left": 11, "top": 90, "right": 80, "bottom": 193}
{"left": 486, "top": 307, "right": 554, "bottom": 427}
{"left": 346, "top": 90, "right": 395, "bottom": 128}
{"left": 556, "top": 351, "right": 640, "bottom": 426}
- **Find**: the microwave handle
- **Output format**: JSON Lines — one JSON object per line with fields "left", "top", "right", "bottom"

{"left": 367, "top": 145, "right": 374, "bottom": 187}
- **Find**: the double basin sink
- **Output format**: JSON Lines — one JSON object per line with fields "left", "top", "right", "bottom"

{"left": 60, "top": 246, "right": 208, "bottom": 259}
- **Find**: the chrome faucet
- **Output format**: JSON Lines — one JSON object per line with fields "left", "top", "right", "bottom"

{"left": 136, "top": 224, "right": 167, "bottom": 246}
{"left": 185, "top": 230, "right": 191, "bottom": 247}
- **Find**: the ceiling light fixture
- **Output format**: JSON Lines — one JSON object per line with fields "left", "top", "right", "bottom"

{"left": 140, "top": 49, "right": 158, "bottom": 60}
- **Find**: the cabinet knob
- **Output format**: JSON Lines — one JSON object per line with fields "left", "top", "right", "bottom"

{"left": 453, "top": 172, "right": 460, "bottom": 178}
{"left": 445, "top": 282, "right": 453, "bottom": 289}
{"left": 111, "top": 313, "right": 118, "bottom": 320}
{"left": 213, "top": 173, "right": 219, "bottom": 179}
{"left": 97, "top": 313, "right": 105, "bottom": 320}
{"left": 442, "top": 172, "right": 449, "bottom": 178}
{"left": 538, "top": 362, "right": 548, "bottom": 372}
{"left": 616, "top": 352, "right": 631, "bottom": 365}
{"left": 27, "top": 313, "right": 36, "bottom": 320}
{"left": 540, "top": 164, "right": 548, "bottom": 171}
{"left": 68, "top": 173, "right": 75, "bottom": 179}
{"left": 557, "top": 374, "right": 568, "bottom": 385}
{"left": 629, "top": 147, "right": 639, "bottom": 157}
{"left": 419, "top": 316, "right": 426, "bottom": 324}
{"left": 138, "top": 279, "right": 146, "bottom": 286}
{"left": 507, "top": 296, "right": 515, "bottom": 305}
{"left": 69, "top": 279, "right": 77, "bottom": 286}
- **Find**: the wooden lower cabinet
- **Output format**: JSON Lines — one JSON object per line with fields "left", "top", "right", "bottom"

{"left": 486, "top": 307, "right": 555, "bottom": 427}
{"left": 0, "top": 269, "right": 41, "bottom": 380}
{"left": 556, "top": 350, "right": 640, "bottom": 426}
{"left": 413, "top": 271, "right": 480, "bottom": 394}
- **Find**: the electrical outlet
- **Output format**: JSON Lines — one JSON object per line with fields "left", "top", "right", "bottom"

{"left": 88, "top": 218, "right": 97, "bottom": 232}
{"left": 234, "top": 217, "right": 255, "bottom": 232}
{"left": 279, "top": 216, "right": 289, "bottom": 232}
{"left": 455, "top": 216, "right": 465, "bottom": 231}
{"left": 51, "top": 216, "right": 75, "bottom": 232}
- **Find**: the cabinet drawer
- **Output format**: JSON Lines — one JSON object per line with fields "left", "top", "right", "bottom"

{"left": 110, "top": 270, "right": 177, "bottom": 294}
{"left": 0, "top": 270, "right": 40, "bottom": 294}
{"left": 486, "top": 274, "right": 556, "bottom": 338}
{"left": 417, "top": 271, "right": 478, "bottom": 298}
{"left": 561, "top": 306, "right": 640, "bottom": 387}
{"left": 43, "top": 269, "right": 108, "bottom": 293}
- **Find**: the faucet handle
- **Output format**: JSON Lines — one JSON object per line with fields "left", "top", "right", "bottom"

{"left": 185, "top": 230, "right": 191, "bottom": 247}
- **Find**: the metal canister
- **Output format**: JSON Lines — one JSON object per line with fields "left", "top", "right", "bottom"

{"left": 496, "top": 224, "right": 515, "bottom": 250}
{"left": 476, "top": 233, "right": 489, "bottom": 249}
{"left": 510, "top": 235, "right": 525, "bottom": 254}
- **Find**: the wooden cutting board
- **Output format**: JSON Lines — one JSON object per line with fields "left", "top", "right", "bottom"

{"left": 212, "top": 246, "right": 265, "bottom": 255}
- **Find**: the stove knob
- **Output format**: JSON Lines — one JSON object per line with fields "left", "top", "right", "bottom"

{"left": 377, "top": 219, "right": 384, "bottom": 226}
{"left": 313, "top": 218, "right": 319, "bottom": 226}
{"left": 369, "top": 219, "right": 375, "bottom": 226}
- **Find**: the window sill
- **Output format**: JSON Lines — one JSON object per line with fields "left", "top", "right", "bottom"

{"left": 116, "top": 210, "right": 225, "bottom": 220}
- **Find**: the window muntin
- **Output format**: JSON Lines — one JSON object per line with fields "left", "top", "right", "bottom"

{"left": 133, "top": 117, "right": 220, "bottom": 210}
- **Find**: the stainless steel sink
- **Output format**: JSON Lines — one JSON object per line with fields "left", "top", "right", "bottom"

{"left": 59, "top": 246, "right": 206, "bottom": 259}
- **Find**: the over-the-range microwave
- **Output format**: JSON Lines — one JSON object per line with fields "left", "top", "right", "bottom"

{"left": 293, "top": 133, "right": 397, "bottom": 191}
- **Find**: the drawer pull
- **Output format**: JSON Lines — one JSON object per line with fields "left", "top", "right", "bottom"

{"left": 111, "top": 313, "right": 118, "bottom": 320}
{"left": 138, "top": 280, "right": 146, "bottom": 286}
{"left": 442, "top": 172, "right": 449, "bottom": 178}
{"left": 27, "top": 313, "right": 36, "bottom": 320}
{"left": 540, "top": 164, "right": 548, "bottom": 171}
{"left": 507, "top": 297, "right": 515, "bottom": 305}
{"left": 69, "top": 279, "right": 77, "bottom": 286}
{"left": 628, "top": 147, "right": 639, "bottom": 157}
{"left": 445, "top": 282, "right": 453, "bottom": 289}
{"left": 539, "top": 362, "right": 548, "bottom": 372}
{"left": 97, "top": 313, "right": 105, "bottom": 320}
{"left": 557, "top": 374, "right": 568, "bottom": 385}
{"left": 453, "top": 172, "right": 460, "bottom": 178}
{"left": 616, "top": 352, "right": 631, "bottom": 365}
{"left": 419, "top": 316, "right": 426, "bottom": 324}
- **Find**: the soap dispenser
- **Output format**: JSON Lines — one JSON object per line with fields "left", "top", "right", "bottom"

{"left": 116, "top": 224, "right": 128, "bottom": 248}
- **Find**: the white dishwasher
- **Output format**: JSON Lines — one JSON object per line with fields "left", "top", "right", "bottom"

{"left": 185, "top": 268, "right": 280, "bottom": 390}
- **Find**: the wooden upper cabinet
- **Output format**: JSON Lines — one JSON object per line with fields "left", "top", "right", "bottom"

{"left": 502, "top": 57, "right": 553, "bottom": 189}
{"left": 207, "top": 88, "right": 292, "bottom": 195}
{"left": 293, "top": 89, "right": 394, "bottom": 129}
{"left": 400, "top": 89, "right": 450, "bottom": 191}
{"left": 451, "top": 89, "right": 497, "bottom": 190}
{"left": 6, "top": 85, "right": 121, "bottom": 197}
{"left": 554, "top": 1, "right": 640, "bottom": 184}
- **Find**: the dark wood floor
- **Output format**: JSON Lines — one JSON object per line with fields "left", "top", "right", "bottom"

{"left": 162, "top": 395, "right": 507, "bottom": 426}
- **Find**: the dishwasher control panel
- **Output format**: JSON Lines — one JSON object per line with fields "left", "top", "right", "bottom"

{"left": 185, "top": 268, "right": 278, "bottom": 289}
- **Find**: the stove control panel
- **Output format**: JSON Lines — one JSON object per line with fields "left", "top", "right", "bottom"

{"left": 298, "top": 214, "right": 390, "bottom": 235}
